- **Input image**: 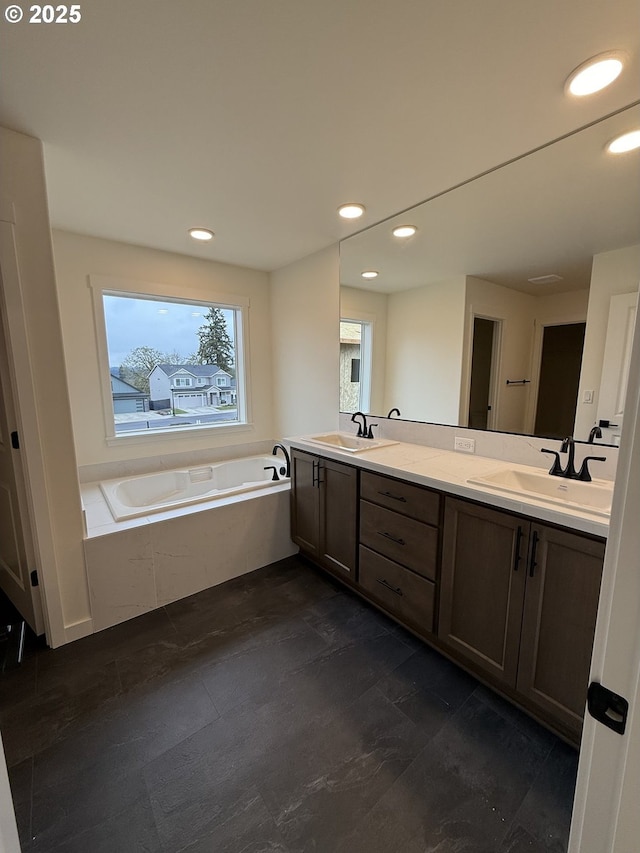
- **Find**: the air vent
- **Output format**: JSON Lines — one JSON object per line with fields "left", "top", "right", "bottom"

{"left": 527, "top": 274, "right": 564, "bottom": 285}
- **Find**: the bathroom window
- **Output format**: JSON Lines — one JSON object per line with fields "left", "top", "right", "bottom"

{"left": 93, "top": 281, "right": 249, "bottom": 440}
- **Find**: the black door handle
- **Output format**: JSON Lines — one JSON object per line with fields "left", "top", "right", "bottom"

{"left": 513, "top": 525, "right": 523, "bottom": 571}
{"left": 529, "top": 530, "right": 539, "bottom": 578}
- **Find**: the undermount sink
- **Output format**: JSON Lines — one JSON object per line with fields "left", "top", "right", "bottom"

{"left": 304, "top": 432, "right": 399, "bottom": 453}
{"left": 467, "top": 468, "right": 613, "bottom": 516}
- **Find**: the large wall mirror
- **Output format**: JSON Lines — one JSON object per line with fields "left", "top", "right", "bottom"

{"left": 340, "top": 104, "right": 640, "bottom": 445}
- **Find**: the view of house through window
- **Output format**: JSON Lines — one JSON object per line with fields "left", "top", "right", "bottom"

{"left": 339, "top": 319, "right": 372, "bottom": 413}
{"left": 102, "top": 292, "right": 243, "bottom": 434}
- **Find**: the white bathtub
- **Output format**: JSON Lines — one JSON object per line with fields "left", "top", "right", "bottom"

{"left": 100, "top": 454, "right": 290, "bottom": 521}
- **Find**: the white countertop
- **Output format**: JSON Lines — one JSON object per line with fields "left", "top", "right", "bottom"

{"left": 288, "top": 435, "right": 610, "bottom": 538}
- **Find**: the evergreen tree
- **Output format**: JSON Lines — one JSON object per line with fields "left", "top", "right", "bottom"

{"left": 196, "top": 308, "right": 234, "bottom": 373}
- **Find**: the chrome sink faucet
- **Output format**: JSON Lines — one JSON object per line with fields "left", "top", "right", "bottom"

{"left": 541, "top": 436, "right": 606, "bottom": 482}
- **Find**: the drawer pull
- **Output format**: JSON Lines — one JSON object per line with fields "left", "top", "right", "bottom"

{"left": 379, "top": 531, "right": 406, "bottom": 546}
{"left": 379, "top": 490, "right": 407, "bottom": 503}
{"left": 377, "top": 578, "right": 404, "bottom": 597}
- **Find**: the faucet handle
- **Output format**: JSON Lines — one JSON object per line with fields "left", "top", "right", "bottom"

{"left": 577, "top": 456, "right": 606, "bottom": 482}
{"left": 366, "top": 423, "right": 378, "bottom": 439}
{"left": 541, "top": 448, "right": 564, "bottom": 476}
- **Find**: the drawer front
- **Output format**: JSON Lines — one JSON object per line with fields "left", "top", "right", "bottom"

{"left": 360, "top": 471, "right": 440, "bottom": 525}
{"left": 360, "top": 500, "right": 438, "bottom": 580}
{"left": 359, "top": 546, "right": 435, "bottom": 633}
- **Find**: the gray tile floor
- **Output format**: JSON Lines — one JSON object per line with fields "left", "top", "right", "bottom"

{"left": 0, "top": 556, "right": 578, "bottom": 852}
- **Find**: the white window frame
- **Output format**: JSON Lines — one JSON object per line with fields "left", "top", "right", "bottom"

{"left": 89, "top": 274, "right": 252, "bottom": 445}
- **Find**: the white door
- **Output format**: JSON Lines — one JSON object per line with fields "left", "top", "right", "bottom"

{"left": 569, "top": 289, "right": 640, "bottom": 852}
{"left": 596, "top": 291, "right": 638, "bottom": 445}
{"left": 0, "top": 246, "right": 43, "bottom": 633}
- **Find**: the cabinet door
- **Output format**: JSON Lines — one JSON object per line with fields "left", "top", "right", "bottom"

{"left": 517, "top": 525, "right": 605, "bottom": 735}
{"left": 291, "top": 449, "right": 320, "bottom": 557}
{"left": 319, "top": 458, "right": 358, "bottom": 577}
{"left": 439, "top": 498, "right": 528, "bottom": 688}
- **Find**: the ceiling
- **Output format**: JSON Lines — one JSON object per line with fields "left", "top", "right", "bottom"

{"left": 340, "top": 103, "right": 640, "bottom": 294}
{"left": 1, "top": 0, "right": 639, "bottom": 272}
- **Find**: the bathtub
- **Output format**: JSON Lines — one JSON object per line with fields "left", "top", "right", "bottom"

{"left": 100, "top": 454, "right": 290, "bottom": 521}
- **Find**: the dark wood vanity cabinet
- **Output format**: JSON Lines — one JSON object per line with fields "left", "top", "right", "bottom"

{"left": 358, "top": 471, "right": 440, "bottom": 635}
{"left": 290, "top": 449, "right": 358, "bottom": 578}
{"left": 439, "top": 497, "right": 605, "bottom": 737}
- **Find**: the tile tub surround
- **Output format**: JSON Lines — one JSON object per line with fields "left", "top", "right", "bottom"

{"left": 83, "top": 486, "right": 296, "bottom": 632}
{"left": 1, "top": 556, "right": 577, "bottom": 853}
{"left": 300, "top": 428, "right": 612, "bottom": 538}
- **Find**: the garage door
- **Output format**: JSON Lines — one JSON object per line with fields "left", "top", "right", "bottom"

{"left": 176, "top": 394, "right": 202, "bottom": 405}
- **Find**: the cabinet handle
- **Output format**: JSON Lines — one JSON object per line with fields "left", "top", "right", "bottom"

{"left": 529, "top": 530, "right": 539, "bottom": 578}
{"left": 377, "top": 578, "right": 404, "bottom": 597}
{"left": 312, "top": 459, "right": 317, "bottom": 488}
{"left": 316, "top": 461, "right": 324, "bottom": 487}
{"left": 513, "top": 525, "right": 523, "bottom": 572}
{"left": 379, "top": 531, "right": 405, "bottom": 546}
{"left": 378, "top": 490, "right": 407, "bottom": 503}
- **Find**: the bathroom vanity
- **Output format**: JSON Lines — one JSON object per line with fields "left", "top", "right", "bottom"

{"left": 289, "top": 437, "right": 609, "bottom": 745}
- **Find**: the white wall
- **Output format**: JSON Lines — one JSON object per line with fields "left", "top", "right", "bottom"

{"left": 0, "top": 128, "right": 88, "bottom": 647}
{"left": 385, "top": 278, "right": 467, "bottom": 424}
{"left": 52, "top": 230, "right": 274, "bottom": 468}
{"left": 270, "top": 244, "right": 340, "bottom": 438}
{"left": 340, "top": 285, "right": 388, "bottom": 414}
{"left": 575, "top": 245, "right": 640, "bottom": 440}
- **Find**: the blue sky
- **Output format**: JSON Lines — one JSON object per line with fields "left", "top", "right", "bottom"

{"left": 103, "top": 294, "right": 234, "bottom": 366}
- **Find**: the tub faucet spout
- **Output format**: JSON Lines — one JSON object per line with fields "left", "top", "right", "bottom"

{"left": 272, "top": 443, "right": 290, "bottom": 478}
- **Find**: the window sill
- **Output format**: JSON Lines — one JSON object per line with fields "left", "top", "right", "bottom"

{"left": 105, "top": 421, "right": 254, "bottom": 447}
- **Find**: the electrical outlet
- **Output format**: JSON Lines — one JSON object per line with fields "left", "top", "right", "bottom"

{"left": 454, "top": 436, "right": 476, "bottom": 453}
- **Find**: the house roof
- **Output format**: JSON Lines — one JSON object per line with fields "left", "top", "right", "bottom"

{"left": 110, "top": 375, "right": 149, "bottom": 397}
{"left": 155, "top": 363, "right": 225, "bottom": 378}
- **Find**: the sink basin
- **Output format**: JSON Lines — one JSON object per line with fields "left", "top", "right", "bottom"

{"left": 467, "top": 468, "right": 613, "bottom": 516}
{"left": 304, "top": 432, "right": 399, "bottom": 453}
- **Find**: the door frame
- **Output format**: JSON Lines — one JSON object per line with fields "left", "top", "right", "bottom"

{"left": 525, "top": 312, "right": 586, "bottom": 435}
{"left": 0, "top": 205, "right": 65, "bottom": 648}
{"left": 460, "top": 308, "right": 502, "bottom": 430}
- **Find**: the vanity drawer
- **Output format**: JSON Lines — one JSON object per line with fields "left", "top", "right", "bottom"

{"left": 360, "top": 471, "right": 440, "bottom": 525}
{"left": 360, "top": 500, "right": 438, "bottom": 580}
{"left": 359, "top": 546, "right": 435, "bottom": 633}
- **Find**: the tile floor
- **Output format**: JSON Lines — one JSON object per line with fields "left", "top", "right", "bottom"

{"left": 0, "top": 556, "right": 578, "bottom": 852}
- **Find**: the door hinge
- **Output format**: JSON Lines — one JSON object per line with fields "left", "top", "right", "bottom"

{"left": 11, "top": 430, "right": 19, "bottom": 449}
{"left": 30, "top": 570, "right": 39, "bottom": 587}
{"left": 587, "top": 682, "right": 628, "bottom": 735}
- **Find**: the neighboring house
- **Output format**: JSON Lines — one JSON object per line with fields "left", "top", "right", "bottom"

{"left": 148, "top": 363, "right": 236, "bottom": 410}
{"left": 110, "top": 370, "right": 150, "bottom": 414}
{"left": 339, "top": 322, "right": 362, "bottom": 412}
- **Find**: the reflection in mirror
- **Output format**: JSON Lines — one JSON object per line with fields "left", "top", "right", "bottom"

{"left": 340, "top": 104, "right": 640, "bottom": 444}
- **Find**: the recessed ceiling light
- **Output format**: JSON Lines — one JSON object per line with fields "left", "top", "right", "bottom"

{"left": 361, "top": 270, "right": 379, "bottom": 279}
{"left": 565, "top": 52, "right": 624, "bottom": 96}
{"left": 338, "top": 203, "right": 365, "bottom": 219}
{"left": 189, "top": 227, "right": 215, "bottom": 241}
{"left": 392, "top": 225, "right": 417, "bottom": 238}
{"left": 158, "top": 308, "right": 169, "bottom": 314}
{"left": 607, "top": 130, "right": 640, "bottom": 154}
